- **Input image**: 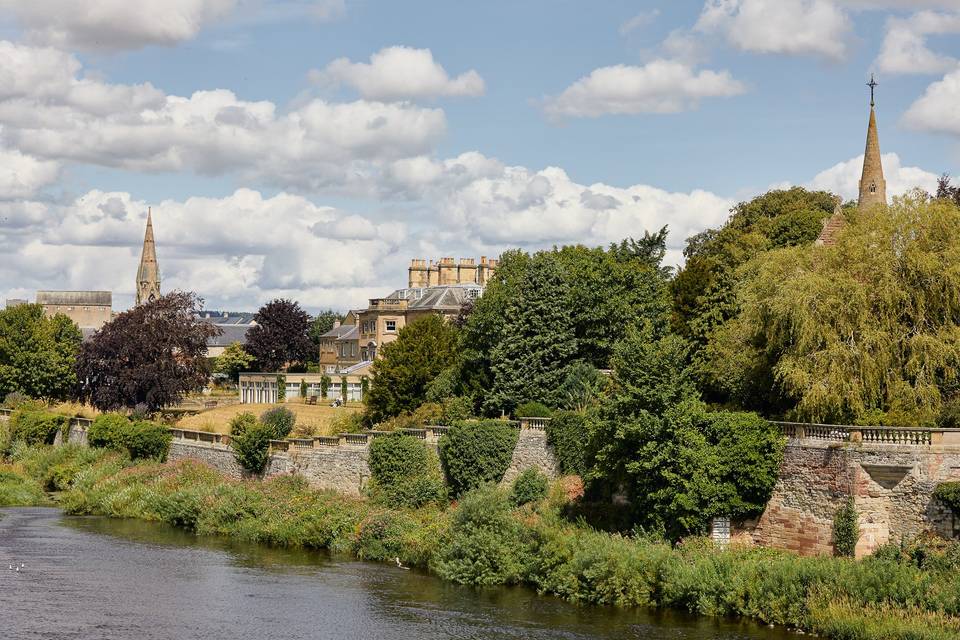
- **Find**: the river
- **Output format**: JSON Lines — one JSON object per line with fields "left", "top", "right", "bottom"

{"left": 1, "top": 508, "right": 796, "bottom": 640}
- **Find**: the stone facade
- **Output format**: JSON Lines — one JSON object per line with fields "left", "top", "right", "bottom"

{"left": 746, "top": 434, "right": 960, "bottom": 557}
{"left": 501, "top": 427, "right": 560, "bottom": 484}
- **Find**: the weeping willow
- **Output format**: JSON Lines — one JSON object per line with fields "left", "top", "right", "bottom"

{"left": 707, "top": 194, "right": 960, "bottom": 425}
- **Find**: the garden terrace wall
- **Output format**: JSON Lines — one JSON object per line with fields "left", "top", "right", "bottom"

{"left": 743, "top": 422, "right": 960, "bottom": 557}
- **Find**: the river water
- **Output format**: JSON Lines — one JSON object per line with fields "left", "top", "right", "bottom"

{"left": 1, "top": 508, "right": 795, "bottom": 640}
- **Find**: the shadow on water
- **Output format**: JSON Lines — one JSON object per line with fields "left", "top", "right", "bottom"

{"left": 2, "top": 508, "right": 801, "bottom": 640}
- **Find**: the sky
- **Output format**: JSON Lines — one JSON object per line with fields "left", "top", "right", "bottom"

{"left": 1, "top": 0, "right": 959, "bottom": 313}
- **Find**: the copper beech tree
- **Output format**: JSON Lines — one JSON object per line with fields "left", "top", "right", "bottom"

{"left": 76, "top": 292, "right": 219, "bottom": 412}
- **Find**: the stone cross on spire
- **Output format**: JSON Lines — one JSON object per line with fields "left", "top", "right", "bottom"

{"left": 858, "top": 75, "right": 886, "bottom": 209}
{"left": 135, "top": 207, "right": 161, "bottom": 306}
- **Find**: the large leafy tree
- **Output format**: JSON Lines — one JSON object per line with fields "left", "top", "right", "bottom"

{"left": 365, "top": 314, "right": 458, "bottom": 424}
{"left": 214, "top": 342, "right": 255, "bottom": 382}
{"left": 588, "top": 327, "right": 783, "bottom": 539}
{"left": 245, "top": 299, "right": 313, "bottom": 371}
{"left": 706, "top": 194, "right": 960, "bottom": 426}
{"left": 0, "top": 304, "right": 82, "bottom": 401}
{"left": 76, "top": 292, "right": 219, "bottom": 411}
{"left": 488, "top": 253, "right": 578, "bottom": 412}
{"left": 671, "top": 187, "right": 837, "bottom": 351}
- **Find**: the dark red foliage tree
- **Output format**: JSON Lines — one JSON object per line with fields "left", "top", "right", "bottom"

{"left": 76, "top": 292, "right": 219, "bottom": 412}
{"left": 245, "top": 299, "right": 313, "bottom": 372}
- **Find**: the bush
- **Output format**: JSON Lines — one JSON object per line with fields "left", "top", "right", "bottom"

{"left": 88, "top": 413, "right": 171, "bottom": 461}
{"left": 933, "top": 482, "right": 960, "bottom": 516}
{"left": 9, "top": 410, "right": 67, "bottom": 446}
{"left": 441, "top": 396, "right": 473, "bottom": 424}
{"left": 329, "top": 411, "right": 363, "bottom": 434}
{"left": 368, "top": 433, "right": 447, "bottom": 508}
{"left": 431, "top": 486, "right": 533, "bottom": 585}
{"left": 124, "top": 421, "right": 172, "bottom": 461}
{"left": 439, "top": 420, "right": 519, "bottom": 497}
{"left": 2, "top": 391, "right": 31, "bottom": 409}
{"left": 833, "top": 497, "right": 860, "bottom": 557}
{"left": 228, "top": 412, "right": 258, "bottom": 437}
{"left": 545, "top": 410, "right": 588, "bottom": 476}
{"left": 515, "top": 401, "right": 553, "bottom": 418}
{"left": 511, "top": 468, "right": 548, "bottom": 506}
{"left": 260, "top": 406, "right": 295, "bottom": 439}
{"left": 232, "top": 422, "right": 275, "bottom": 473}
{"left": 87, "top": 413, "right": 130, "bottom": 449}
{"left": 0, "top": 467, "right": 48, "bottom": 506}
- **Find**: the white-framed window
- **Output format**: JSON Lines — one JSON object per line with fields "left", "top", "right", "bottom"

{"left": 385, "top": 320, "right": 397, "bottom": 332}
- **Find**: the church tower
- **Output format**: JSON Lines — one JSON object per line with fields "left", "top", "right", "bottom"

{"left": 135, "top": 208, "right": 161, "bottom": 305}
{"left": 858, "top": 74, "right": 886, "bottom": 209}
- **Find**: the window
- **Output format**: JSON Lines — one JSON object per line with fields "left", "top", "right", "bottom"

{"left": 385, "top": 320, "right": 397, "bottom": 332}
{"left": 870, "top": 182, "right": 877, "bottom": 194}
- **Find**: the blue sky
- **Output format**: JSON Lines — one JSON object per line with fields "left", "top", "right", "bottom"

{"left": 1, "top": 0, "right": 959, "bottom": 312}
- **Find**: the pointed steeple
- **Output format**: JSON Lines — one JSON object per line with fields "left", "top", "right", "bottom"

{"left": 135, "top": 207, "right": 161, "bottom": 305}
{"left": 858, "top": 74, "right": 886, "bottom": 209}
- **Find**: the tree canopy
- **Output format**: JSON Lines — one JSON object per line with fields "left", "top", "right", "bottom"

{"left": 214, "top": 342, "right": 255, "bottom": 382}
{"left": 76, "top": 292, "right": 218, "bottom": 411}
{"left": 706, "top": 193, "right": 960, "bottom": 425}
{"left": 365, "top": 314, "right": 458, "bottom": 425}
{"left": 0, "top": 303, "right": 81, "bottom": 401}
{"left": 245, "top": 298, "right": 313, "bottom": 371}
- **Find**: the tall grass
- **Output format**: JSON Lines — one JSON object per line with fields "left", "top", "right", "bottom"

{"left": 3, "top": 445, "right": 958, "bottom": 640}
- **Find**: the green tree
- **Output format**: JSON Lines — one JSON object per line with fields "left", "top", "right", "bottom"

{"left": 706, "top": 194, "right": 960, "bottom": 425}
{"left": 588, "top": 327, "right": 783, "bottom": 539}
{"left": 213, "top": 342, "right": 254, "bottom": 382}
{"left": 365, "top": 315, "right": 457, "bottom": 424}
{"left": 488, "top": 254, "right": 577, "bottom": 412}
{"left": 671, "top": 187, "right": 838, "bottom": 388}
{"left": 0, "top": 304, "right": 82, "bottom": 401}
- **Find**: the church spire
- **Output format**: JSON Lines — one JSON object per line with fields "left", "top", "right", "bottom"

{"left": 858, "top": 74, "right": 886, "bottom": 209}
{"left": 135, "top": 207, "right": 161, "bottom": 305}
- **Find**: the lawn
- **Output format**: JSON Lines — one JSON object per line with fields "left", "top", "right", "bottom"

{"left": 176, "top": 401, "right": 363, "bottom": 436}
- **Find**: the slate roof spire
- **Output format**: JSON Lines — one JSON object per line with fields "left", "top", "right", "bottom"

{"left": 135, "top": 207, "right": 161, "bottom": 306}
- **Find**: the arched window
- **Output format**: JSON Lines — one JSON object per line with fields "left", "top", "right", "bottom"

{"left": 869, "top": 182, "right": 877, "bottom": 194}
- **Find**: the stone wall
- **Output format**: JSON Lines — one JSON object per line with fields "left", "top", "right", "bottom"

{"left": 501, "top": 427, "right": 560, "bottom": 484}
{"left": 746, "top": 438, "right": 960, "bottom": 557}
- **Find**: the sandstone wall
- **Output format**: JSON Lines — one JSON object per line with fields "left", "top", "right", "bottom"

{"left": 501, "top": 428, "right": 560, "bottom": 484}
{"left": 748, "top": 439, "right": 960, "bottom": 557}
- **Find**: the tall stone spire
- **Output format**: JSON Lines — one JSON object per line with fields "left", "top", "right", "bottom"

{"left": 135, "top": 207, "right": 161, "bottom": 305}
{"left": 858, "top": 74, "right": 886, "bottom": 209}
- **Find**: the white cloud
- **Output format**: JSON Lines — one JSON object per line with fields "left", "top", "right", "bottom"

{"left": 0, "top": 145, "right": 59, "bottom": 199}
{"left": 619, "top": 10, "right": 660, "bottom": 36}
{"left": 0, "top": 0, "right": 237, "bottom": 51}
{"left": 0, "top": 41, "right": 447, "bottom": 195}
{"left": 696, "top": 0, "right": 851, "bottom": 60}
{"left": 0, "top": 188, "right": 407, "bottom": 311}
{"left": 313, "top": 46, "right": 485, "bottom": 101}
{"left": 806, "top": 152, "right": 940, "bottom": 198}
{"left": 876, "top": 11, "right": 960, "bottom": 75}
{"left": 902, "top": 68, "right": 960, "bottom": 135}
{"left": 543, "top": 59, "right": 745, "bottom": 119}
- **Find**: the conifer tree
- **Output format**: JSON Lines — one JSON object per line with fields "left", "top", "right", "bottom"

{"left": 488, "top": 253, "right": 577, "bottom": 412}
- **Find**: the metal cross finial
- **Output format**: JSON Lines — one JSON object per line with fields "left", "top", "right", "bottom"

{"left": 867, "top": 74, "right": 878, "bottom": 107}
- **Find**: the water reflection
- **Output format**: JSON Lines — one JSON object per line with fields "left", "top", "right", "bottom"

{"left": 1, "top": 508, "right": 794, "bottom": 640}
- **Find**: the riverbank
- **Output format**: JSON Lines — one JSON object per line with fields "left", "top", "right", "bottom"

{"left": 2, "top": 443, "right": 959, "bottom": 640}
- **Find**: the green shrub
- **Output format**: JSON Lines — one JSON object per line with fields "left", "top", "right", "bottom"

{"left": 260, "top": 406, "right": 295, "bottom": 439}
{"left": 441, "top": 396, "right": 473, "bottom": 424}
{"left": 229, "top": 411, "right": 258, "bottom": 437}
{"left": 439, "top": 420, "right": 519, "bottom": 496}
{"left": 431, "top": 486, "right": 533, "bottom": 585}
{"left": 0, "top": 467, "right": 47, "bottom": 506}
{"left": 2, "top": 391, "right": 31, "bottom": 409}
{"left": 368, "top": 433, "right": 447, "bottom": 508}
{"left": 330, "top": 411, "right": 363, "bottom": 434}
{"left": 9, "top": 410, "right": 67, "bottom": 446}
{"left": 355, "top": 511, "right": 419, "bottom": 562}
{"left": 936, "top": 398, "right": 960, "bottom": 429}
{"left": 545, "top": 410, "right": 588, "bottom": 476}
{"left": 87, "top": 413, "right": 130, "bottom": 449}
{"left": 124, "top": 421, "right": 172, "bottom": 461}
{"left": 511, "top": 468, "right": 548, "bottom": 506}
{"left": 515, "top": 401, "right": 553, "bottom": 418}
{"left": 232, "top": 422, "right": 274, "bottom": 473}
{"left": 933, "top": 482, "right": 960, "bottom": 516}
{"left": 833, "top": 497, "right": 860, "bottom": 557}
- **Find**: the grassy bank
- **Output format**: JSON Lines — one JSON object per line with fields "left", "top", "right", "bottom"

{"left": 175, "top": 402, "right": 361, "bottom": 436}
{"left": 1, "top": 445, "right": 959, "bottom": 640}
